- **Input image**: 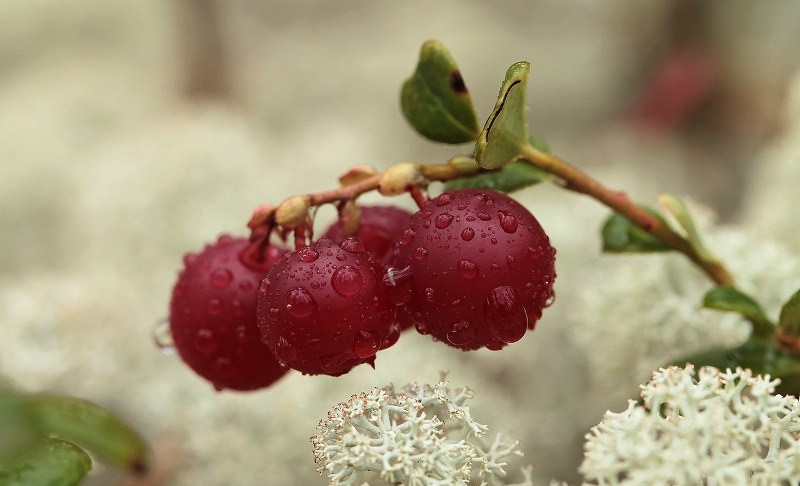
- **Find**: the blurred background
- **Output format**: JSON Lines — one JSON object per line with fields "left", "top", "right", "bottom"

{"left": 2, "top": 1, "right": 800, "bottom": 484}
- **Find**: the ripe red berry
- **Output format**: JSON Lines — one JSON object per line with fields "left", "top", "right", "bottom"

{"left": 169, "top": 235, "right": 288, "bottom": 391}
{"left": 391, "top": 189, "right": 556, "bottom": 351}
{"left": 322, "top": 205, "right": 413, "bottom": 264}
{"left": 257, "top": 237, "right": 397, "bottom": 376}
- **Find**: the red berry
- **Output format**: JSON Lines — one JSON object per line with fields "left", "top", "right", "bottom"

{"left": 257, "top": 237, "right": 397, "bottom": 376}
{"left": 169, "top": 235, "right": 288, "bottom": 391}
{"left": 323, "top": 205, "right": 413, "bottom": 264}
{"left": 391, "top": 189, "right": 556, "bottom": 351}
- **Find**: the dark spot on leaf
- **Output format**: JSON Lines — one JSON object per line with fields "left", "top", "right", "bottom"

{"left": 450, "top": 70, "right": 467, "bottom": 94}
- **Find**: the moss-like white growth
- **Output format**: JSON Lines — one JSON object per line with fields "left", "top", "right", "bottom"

{"left": 580, "top": 365, "right": 800, "bottom": 485}
{"left": 312, "top": 379, "right": 531, "bottom": 486}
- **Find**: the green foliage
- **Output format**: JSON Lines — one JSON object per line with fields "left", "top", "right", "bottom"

{"left": 779, "top": 288, "right": 800, "bottom": 336}
{"left": 0, "top": 439, "right": 91, "bottom": 486}
{"left": 703, "top": 286, "right": 774, "bottom": 336}
{"left": 672, "top": 338, "right": 800, "bottom": 395}
{"left": 658, "top": 194, "right": 717, "bottom": 264}
{"left": 445, "top": 135, "right": 552, "bottom": 193}
{"left": 26, "top": 395, "right": 151, "bottom": 474}
{"left": 601, "top": 208, "right": 671, "bottom": 253}
{"left": 401, "top": 40, "right": 480, "bottom": 144}
{"left": 474, "top": 62, "right": 531, "bottom": 169}
{"left": 0, "top": 392, "right": 38, "bottom": 460}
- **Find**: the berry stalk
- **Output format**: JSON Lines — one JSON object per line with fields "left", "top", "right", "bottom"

{"left": 519, "top": 143, "right": 735, "bottom": 287}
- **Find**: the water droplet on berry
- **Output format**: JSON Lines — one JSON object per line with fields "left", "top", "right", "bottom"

{"left": 298, "top": 247, "right": 319, "bottom": 262}
{"left": 331, "top": 265, "right": 363, "bottom": 298}
{"left": 447, "top": 320, "right": 476, "bottom": 346}
{"left": 310, "top": 281, "right": 320, "bottom": 289}
{"left": 545, "top": 291, "right": 556, "bottom": 308}
{"left": 210, "top": 268, "right": 233, "bottom": 288}
{"left": 457, "top": 260, "right": 479, "bottom": 280}
{"left": 461, "top": 227, "right": 475, "bottom": 241}
{"left": 339, "top": 237, "right": 366, "bottom": 253}
{"left": 194, "top": 329, "right": 217, "bottom": 355}
{"left": 235, "top": 325, "right": 247, "bottom": 340}
{"left": 353, "top": 330, "right": 380, "bottom": 358}
{"left": 152, "top": 318, "right": 175, "bottom": 355}
{"left": 477, "top": 212, "right": 491, "bottom": 221}
{"left": 320, "top": 352, "right": 357, "bottom": 374}
{"left": 275, "top": 336, "right": 297, "bottom": 363}
{"left": 415, "top": 320, "right": 430, "bottom": 335}
{"left": 436, "top": 193, "right": 454, "bottom": 206}
{"left": 497, "top": 211, "right": 519, "bottom": 234}
{"left": 425, "top": 287, "right": 435, "bottom": 303}
{"left": 434, "top": 213, "right": 454, "bottom": 229}
{"left": 380, "top": 324, "right": 401, "bottom": 350}
{"left": 268, "top": 307, "right": 280, "bottom": 321}
{"left": 183, "top": 252, "right": 198, "bottom": 267}
{"left": 285, "top": 287, "right": 318, "bottom": 318}
{"left": 399, "top": 228, "right": 415, "bottom": 246}
{"left": 491, "top": 263, "right": 500, "bottom": 273}
{"left": 214, "top": 357, "right": 233, "bottom": 375}
{"left": 490, "top": 238, "right": 498, "bottom": 245}
{"left": 484, "top": 286, "right": 528, "bottom": 344}
{"left": 231, "top": 299, "right": 245, "bottom": 317}
{"left": 414, "top": 247, "right": 428, "bottom": 260}
{"left": 506, "top": 255, "right": 516, "bottom": 268}
{"left": 259, "top": 278, "right": 270, "bottom": 293}
{"left": 207, "top": 298, "right": 223, "bottom": 316}
{"left": 336, "top": 253, "right": 347, "bottom": 261}
{"left": 238, "top": 280, "right": 254, "bottom": 293}
{"left": 465, "top": 215, "right": 476, "bottom": 222}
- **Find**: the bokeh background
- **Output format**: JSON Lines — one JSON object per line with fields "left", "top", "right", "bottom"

{"left": 2, "top": 1, "right": 800, "bottom": 484}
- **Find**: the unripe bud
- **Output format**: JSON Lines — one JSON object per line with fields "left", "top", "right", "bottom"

{"left": 275, "top": 196, "right": 310, "bottom": 228}
{"left": 378, "top": 163, "right": 424, "bottom": 196}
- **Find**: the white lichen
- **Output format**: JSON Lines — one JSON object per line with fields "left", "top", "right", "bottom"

{"left": 580, "top": 365, "right": 800, "bottom": 485}
{"left": 570, "top": 222, "right": 800, "bottom": 403}
{"left": 311, "top": 379, "right": 530, "bottom": 486}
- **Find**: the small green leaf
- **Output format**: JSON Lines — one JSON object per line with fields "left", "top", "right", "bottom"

{"left": 0, "top": 392, "right": 40, "bottom": 460}
{"left": 0, "top": 438, "right": 91, "bottom": 486}
{"left": 601, "top": 207, "right": 671, "bottom": 253}
{"left": 779, "top": 288, "right": 800, "bottom": 336}
{"left": 658, "top": 194, "right": 717, "bottom": 263}
{"left": 401, "top": 40, "right": 480, "bottom": 144}
{"left": 444, "top": 161, "right": 550, "bottom": 193}
{"left": 474, "top": 62, "right": 531, "bottom": 169}
{"left": 26, "top": 395, "right": 151, "bottom": 474}
{"left": 703, "top": 285, "right": 774, "bottom": 336}
{"left": 671, "top": 338, "right": 800, "bottom": 395}
{"left": 528, "top": 132, "right": 550, "bottom": 153}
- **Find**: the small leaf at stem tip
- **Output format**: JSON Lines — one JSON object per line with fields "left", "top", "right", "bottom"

{"left": 25, "top": 395, "right": 152, "bottom": 475}
{"left": 778, "top": 288, "right": 800, "bottom": 338}
{"left": 600, "top": 207, "right": 671, "bottom": 253}
{"left": 0, "top": 391, "right": 40, "bottom": 460}
{"left": 670, "top": 337, "right": 800, "bottom": 395}
{"left": 657, "top": 194, "right": 717, "bottom": 263}
{"left": 474, "top": 61, "right": 531, "bottom": 170}
{"left": 338, "top": 166, "right": 377, "bottom": 186}
{"left": 702, "top": 285, "right": 774, "bottom": 335}
{"left": 401, "top": 40, "right": 480, "bottom": 144}
{"left": 275, "top": 196, "right": 310, "bottom": 229}
{"left": 0, "top": 438, "right": 91, "bottom": 486}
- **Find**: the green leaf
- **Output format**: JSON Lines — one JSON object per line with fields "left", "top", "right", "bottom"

{"left": 444, "top": 161, "right": 549, "bottom": 193}
{"left": 601, "top": 207, "right": 671, "bottom": 253}
{"left": 703, "top": 286, "right": 774, "bottom": 333}
{"left": 658, "top": 194, "right": 717, "bottom": 263}
{"left": 26, "top": 395, "right": 151, "bottom": 474}
{"left": 0, "top": 392, "right": 40, "bottom": 460}
{"left": 0, "top": 438, "right": 91, "bottom": 486}
{"left": 401, "top": 40, "right": 480, "bottom": 144}
{"left": 474, "top": 62, "right": 531, "bottom": 169}
{"left": 671, "top": 338, "right": 800, "bottom": 395}
{"left": 779, "top": 288, "right": 800, "bottom": 336}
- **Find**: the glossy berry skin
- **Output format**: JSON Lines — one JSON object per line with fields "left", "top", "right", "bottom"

{"left": 257, "top": 237, "right": 397, "bottom": 376}
{"left": 322, "top": 205, "right": 413, "bottom": 265}
{"left": 391, "top": 189, "right": 556, "bottom": 351}
{"left": 169, "top": 235, "right": 288, "bottom": 391}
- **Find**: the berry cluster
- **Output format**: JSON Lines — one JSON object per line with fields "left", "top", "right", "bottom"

{"left": 167, "top": 189, "right": 556, "bottom": 390}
